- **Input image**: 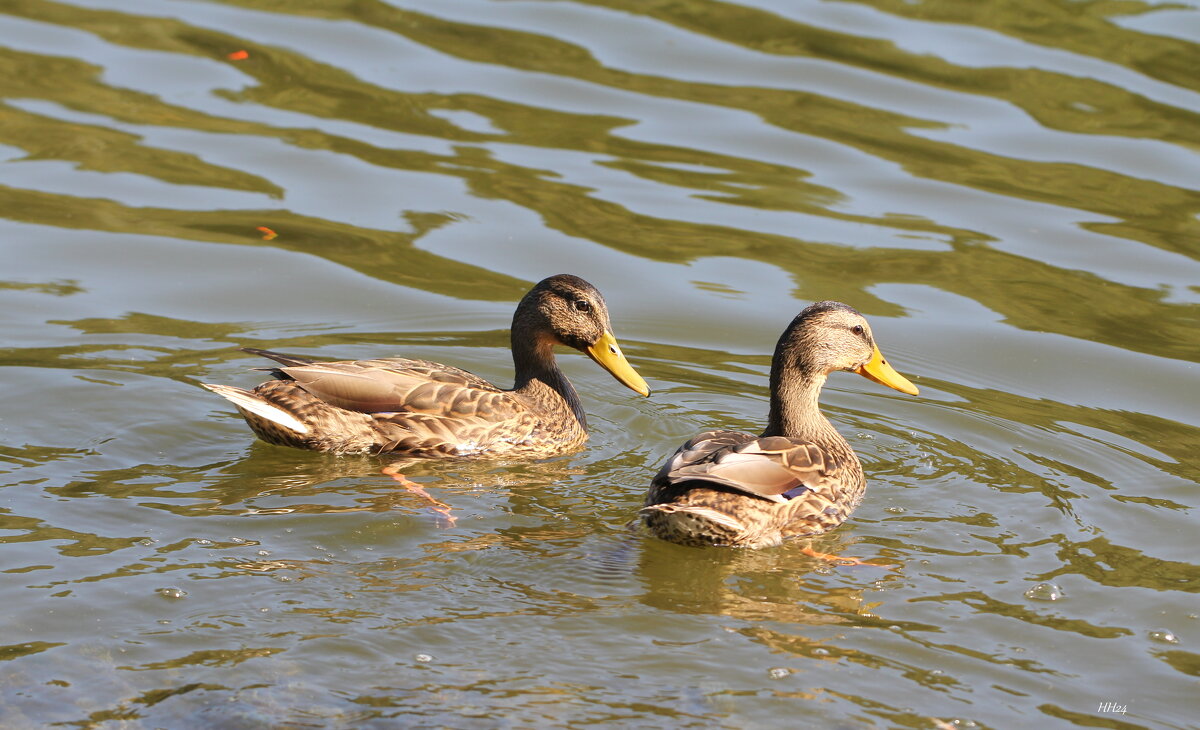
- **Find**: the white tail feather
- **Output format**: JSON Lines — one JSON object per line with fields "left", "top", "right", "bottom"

{"left": 202, "top": 383, "right": 309, "bottom": 434}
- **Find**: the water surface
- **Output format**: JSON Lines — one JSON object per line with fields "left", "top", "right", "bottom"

{"left": 1, "top": 0, "right": 1198, "bottom": 727}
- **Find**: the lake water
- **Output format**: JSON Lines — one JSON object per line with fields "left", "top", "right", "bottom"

{"left": 1, "top": 0, "right": 1197, "bottom": 727}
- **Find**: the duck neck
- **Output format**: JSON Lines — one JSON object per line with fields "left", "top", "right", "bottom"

{"left": 762, "top": 368, "right": 837, "bottom": 443}
{"left": 511, "top": 334, "right": 587, "bottom": 431}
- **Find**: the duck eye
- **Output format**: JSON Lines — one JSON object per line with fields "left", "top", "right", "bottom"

{"left": 573, "top": 299, "right": 592, "bottom": 313}
{"left": 851, "top": 325, "right": 865, "bottom": 336}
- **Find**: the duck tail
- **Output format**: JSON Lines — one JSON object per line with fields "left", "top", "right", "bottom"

{"left": 201, "top": 383, "right": 309, "bottom": 434}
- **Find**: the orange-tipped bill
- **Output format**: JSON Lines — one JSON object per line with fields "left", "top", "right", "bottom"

{"left": 587, "top": 331, "right": 651, "bottom": 397}
{"left": 856, "top": 344, "right": 919, "bottom": 395}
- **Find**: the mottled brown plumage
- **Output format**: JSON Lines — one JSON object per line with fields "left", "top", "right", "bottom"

{"left": 641, "top": 301, "right": 919, "bottom": 549}
{"left": 203, "top": 275, "right": 650, "bottom": 457}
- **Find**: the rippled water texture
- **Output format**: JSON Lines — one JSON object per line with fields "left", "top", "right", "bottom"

{"left": 1, "top": 0, "right": 1198, "bottom": 727}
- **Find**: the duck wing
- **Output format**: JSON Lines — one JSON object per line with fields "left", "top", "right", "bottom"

{"left": 247, "top": 349, "right": 522, "bottom": 423}
{"left": 242, "top": 347, "right": 316, "bottom": 369}
{"left": 654, "top": 430, "right": 837, "bottom": 503}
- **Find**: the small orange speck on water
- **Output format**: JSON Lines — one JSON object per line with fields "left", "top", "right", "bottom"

{"left": 228, "top": 50, "right": 249, "bottom": 61}
{"left": 256, "top": 226, "right": 277, "bottom": 240}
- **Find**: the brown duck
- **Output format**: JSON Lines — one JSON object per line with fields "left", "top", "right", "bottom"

{"left": 641, "top": 301, "right": 918, "bottom": 549}
{"left": 203, "top": 275, "right": 650, "bottom": 457}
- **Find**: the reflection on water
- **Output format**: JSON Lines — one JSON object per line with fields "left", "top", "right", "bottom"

{"left": 0, "top": 0, "right": 1197, "bottom": 726}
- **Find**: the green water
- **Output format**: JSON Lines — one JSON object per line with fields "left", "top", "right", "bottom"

{"left": 0, "top": 0, "right": 1197, "bottom": 727}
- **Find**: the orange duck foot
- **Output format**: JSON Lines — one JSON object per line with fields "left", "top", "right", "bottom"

{"left": 801, "top": 545, "right": 894, "bottom": 569}
{"left": 382, "top": 465, "right": 457, "bottom": 527}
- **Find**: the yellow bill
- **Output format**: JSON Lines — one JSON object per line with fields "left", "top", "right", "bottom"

{"left": 587, "top": 331, "right": 651, "bottom": 397}
{"left": 855, "top": 344, "right": 919, "bottom": 395}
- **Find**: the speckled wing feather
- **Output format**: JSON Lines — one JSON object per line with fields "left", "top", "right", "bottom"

{"left": 270, "top": 357, "right": 522, "bottom": 422}
{"left": 654, "top": 430, "right": 838, "bottom": 502}
{"left": 368, "top": 406, "right": 542, "bottom": 456}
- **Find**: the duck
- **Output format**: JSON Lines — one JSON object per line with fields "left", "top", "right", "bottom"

{"left": 203, "top": 274, "right": 650, "bottom": 458}
{"left": 640, "top": 300, "right": 918, "bottom": 550}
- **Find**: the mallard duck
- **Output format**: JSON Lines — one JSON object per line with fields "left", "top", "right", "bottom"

{"left": 641, "top": 301, "right": 918, "bottom": 549}
{"left": 203, "top": 274, "right": 650, "bottom": 457}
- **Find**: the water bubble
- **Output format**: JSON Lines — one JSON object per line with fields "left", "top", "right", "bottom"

{"left": 257, "top": 550, "right": 271, "bottom": 556}
{"left": 195, "top": 539, "right": 212, "bottom": 546}
{"left": 812, "top": 648, "right": 830, "bottom": 656}
{"left": 415, "top": 653, "right": 433, "bottom": 663}
{"left": 767, "top": 667, "right": 791, "bottom": 679}
{"left": 885, "top": 506, "right": 906, "bottom": 514}
{"left": 138, "top": 538, "right": 156, "bottom": 546}
{"left": 855, "top": 432, "right": 876, "bottom": 441}
{"left": 229, "top": 537, "right": 247, "bottom": 545}
{"left": 1024, "top": 583, "right": 1065, "bottom": 601}
{"left": 157, "top": 587, "right": 187, "bottom": 600}
{"left": 1148, "top": 629, "right": 1179, "bottom": 644}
